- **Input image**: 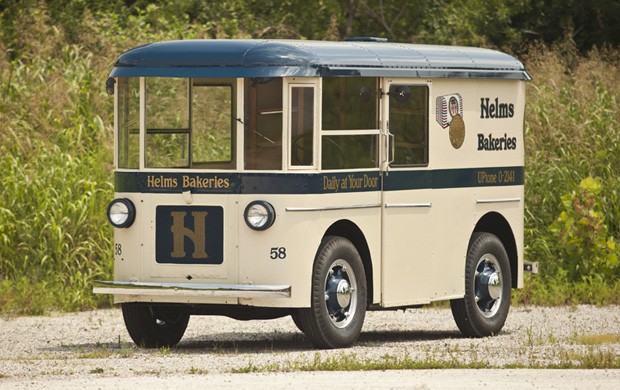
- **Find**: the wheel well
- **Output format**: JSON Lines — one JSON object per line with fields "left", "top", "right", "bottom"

{"left": 473, "top": 212, "right": 518, "bottom": 288}
{"left": 324, "top": 220, "right": 373, "bottom": 305}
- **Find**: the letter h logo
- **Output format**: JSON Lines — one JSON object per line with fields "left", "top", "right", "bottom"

{"left": 156, "top": 206, "right": 224, "bottom": 264}
{"left": 170, "top": 211, "right": 208, "bottom": 259}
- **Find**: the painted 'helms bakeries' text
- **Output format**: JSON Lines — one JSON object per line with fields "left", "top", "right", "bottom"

{"left": 480, "top": 97, "right": 514, "bottom": 119}
{"left": 147, "top": 175, "right": 230, "bottom": 189}
{"left": 477, "top": 133, "right": 517, "bottom": 151}
{"left": 478, "top": 97, "right": 517, "bottom": 151}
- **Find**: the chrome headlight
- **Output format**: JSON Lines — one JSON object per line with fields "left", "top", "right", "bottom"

{"left": 244, "top": 200, "right": 276, "bottom": 231}
{"left": 107, "top": 198, "right": 136, "bottom": 228}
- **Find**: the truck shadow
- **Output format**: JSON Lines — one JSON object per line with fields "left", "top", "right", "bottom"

{"left": 45, "top": 329, "right": 486, "bottom": 354}
{"left": 174, "top": 328, "right": 466, "bottom": 352}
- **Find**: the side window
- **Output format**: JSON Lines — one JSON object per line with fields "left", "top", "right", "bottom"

{"left": 192, "top": 80, "right": 236, "bottom": 168}
{"left": 321, "top": 78, "right": 379, "bottom": 170}
{"left": 322, "top": 135, "right": 377, "bottom": 169}
{"left": 144, "top": 78, "right": 237, "bottom": 169}
{"left": 117, "top": 77, "right": 140, "bottom": 169}
{"left": 145, "top": 78, "right": 190, "bottom": 168}
{"left": 290, "top": 86, "right": 314, "bottom": 167}
{"left": 244, "top": 78, "right": 283, "bottom": 170}
{"left": 322, "top": 78, "right": 378, "bottom": 130}
{"left": 389, "top": 85, "right": 429, "bottom": 166}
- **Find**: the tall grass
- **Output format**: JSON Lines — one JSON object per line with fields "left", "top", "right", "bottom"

{"left": 0, "top": 4, "right": 213, "bottom": 314}
{"left": 0, "top": 7, "right": 618, "bottom": 314}
{"left": 518, "top": 42, "right": 620, "bottom": 305}
{"left": 0, "top": 7, "right": 115, "bottom": 314}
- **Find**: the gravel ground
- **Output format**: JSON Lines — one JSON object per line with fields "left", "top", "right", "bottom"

{"left": 0, "top": 305, "right": 618, "bottom": 388}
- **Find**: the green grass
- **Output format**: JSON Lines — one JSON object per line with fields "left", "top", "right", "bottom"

{"left": 77, "top": 345, "right": 135, "bottom": 359}
{"left": 0, "top": 8, "right": 115, "bottom": 314}
{"left": 230, "top": 347, "right": 620, "bottom": 373}
{"left": 571, "top": 333, "right": 620, "bottom": 345}
{"left": 515, "top": 43, "right": 620, "bottom": 305}
{"left": 188, "top": 367, "right": 210, "bottom": 375}
{"left": 230, "top": 327, "right": 620, "bottom": 373}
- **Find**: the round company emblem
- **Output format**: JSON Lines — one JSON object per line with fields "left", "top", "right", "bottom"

{"left": 449, "top": 114, "right": 465, "bottom": 149}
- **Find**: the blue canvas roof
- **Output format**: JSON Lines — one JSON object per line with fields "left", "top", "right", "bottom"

{"left": 110, "top": 39, "right": 530, "bottom": 80}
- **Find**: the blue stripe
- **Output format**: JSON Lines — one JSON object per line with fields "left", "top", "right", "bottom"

{"left": 115, "top": 167, "right": 523, "bottom": 195}
{"left": 383, "top": 167, "right": 524, "bottom": 191}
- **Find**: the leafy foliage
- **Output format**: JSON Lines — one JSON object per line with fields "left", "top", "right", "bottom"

{"left": 518, "top": 42, "right": 620, "bottom": 305}
{"left": 0, "top": 5, "right": 115, "bottom": 313}
{"left": 550, "top": 177, "right": 619, "bottom": 283}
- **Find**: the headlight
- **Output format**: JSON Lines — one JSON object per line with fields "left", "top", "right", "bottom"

{"left": 244, "top": 200, "right": 276, "bottom": 231}
{"left": 107, "top": 198, "right": 136, "bottom": 228}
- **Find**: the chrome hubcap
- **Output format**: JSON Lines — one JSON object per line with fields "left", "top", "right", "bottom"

{"left": 324, "top": 259, "right": 357, "bottom": 328}
{"left": 474, "top": 254, "right": 503, "bottom": 318}
{"left": 336, "top": 279, "right": 352, "bottom": 307}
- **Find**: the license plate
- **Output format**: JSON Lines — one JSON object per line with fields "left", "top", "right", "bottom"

{"left": 155, "top": 206, "right": 224, "bottom": 264}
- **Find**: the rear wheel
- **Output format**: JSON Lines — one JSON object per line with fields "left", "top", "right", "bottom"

{"left": 450, "top": 232, "right": 512, "bottom": 337}
{"left": 296, "top": 236, "right": 367, "bottom": 349}
{"left": 121, "top": 303, "right": 190, "bottom": 348}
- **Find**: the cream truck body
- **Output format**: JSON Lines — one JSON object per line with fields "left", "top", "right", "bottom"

{"left": 95, "top": 39, "right": 529, "bottom": 348}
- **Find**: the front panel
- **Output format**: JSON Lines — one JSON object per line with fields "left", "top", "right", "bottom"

{"left": 145, "top": 193, "right": 237, "bottom": 281}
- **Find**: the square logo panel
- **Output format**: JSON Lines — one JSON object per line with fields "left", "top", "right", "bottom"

{"left": 155, "top": 206, "right": 224, "bottom": 264}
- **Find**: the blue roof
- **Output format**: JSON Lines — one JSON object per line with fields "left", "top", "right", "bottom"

{"left": 110, "top": 39, "right": 530, "bottom": 80}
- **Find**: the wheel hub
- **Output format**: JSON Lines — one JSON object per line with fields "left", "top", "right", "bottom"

{"left": 324, "top": 260, "right": 357, "bottom": 328}
{"left": 326, "top": 272, "right": 349, "bottom": 312}
{"left": 474, "top": 254, "right": 503, "bottom": 318}
{"left": 477, "top": 268, "right": 501, "bottom": 300}
{"left": 336, "top": 279, "right": 351, "bottom": 307}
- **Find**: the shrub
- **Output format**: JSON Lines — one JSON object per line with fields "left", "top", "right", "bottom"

{"left": 549, "top": 177, "right": 619, "bottom": 282}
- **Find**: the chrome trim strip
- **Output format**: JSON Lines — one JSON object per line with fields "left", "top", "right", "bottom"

{"left": 93, "top": 280, "right": 291, "bottom": 298}
{"left": 384, "top": 203, "right": 432, "bottom": 208}
{"left": 286, "top": 203, "right": 381, "bottom": 212}
{"left": 476, "top": 198, "right": 521, "bottom": 204}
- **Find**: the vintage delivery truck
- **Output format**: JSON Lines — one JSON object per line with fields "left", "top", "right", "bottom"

{"left": 94, "top": 38, "right": 531, "bottom": 349}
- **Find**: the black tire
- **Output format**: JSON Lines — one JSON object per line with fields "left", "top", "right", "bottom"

{"left": 290, "top": 311, "right": 307, "bottom": 333}
{"left": 121, "top": 303, "right": 190, "bottom": 348}
{"left": 296, "top": 236, "right": 367, "bottom": 349}
{"left": 450, "top": 232, "right": 512, "bottom": 337}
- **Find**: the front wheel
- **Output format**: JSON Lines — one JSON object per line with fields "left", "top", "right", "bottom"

{"left": 296, "top": 236, "right": 367, "bottom": 349}
{"left": 450, "top": 232, "right": 512, "bottom": 337}
{"left": 121, "top": 304, "right": 190, "bottom": 348}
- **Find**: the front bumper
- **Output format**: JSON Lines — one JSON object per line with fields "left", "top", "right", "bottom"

{"left": 93, "top": 280, "right": 292, "bottom": 299}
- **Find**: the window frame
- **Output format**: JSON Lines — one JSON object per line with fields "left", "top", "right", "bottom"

{"left": 319, "top": 78, "right": 381, "bottom": 171}
{"left": 115, "top": 77, "right": 140, "bottom": 170}
{"left": 191, "top": 79, "right": 237, "bottom": 169}
{"left": 143, "top": 77, "right": 191, "bottom": 169}
{"left": 287, "top": 79, "right": 319, "bottom": 171}
{"left": 384, "top": 81, "right": 430, "bottom": 169}
{"left": 132, "top": 77, "right": 238, "bottom": 170}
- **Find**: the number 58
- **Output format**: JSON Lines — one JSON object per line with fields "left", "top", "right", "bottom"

{"left": 270, "top": 247, "right": 287, "bottom": 259}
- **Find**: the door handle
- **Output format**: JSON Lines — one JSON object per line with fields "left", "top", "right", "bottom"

{"left": 388, "top": 132, "right": 395, "bottom": 166}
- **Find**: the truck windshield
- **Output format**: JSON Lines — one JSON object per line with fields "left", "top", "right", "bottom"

{"left": 117, "top": 77, "right": 236, "bottom": 169}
